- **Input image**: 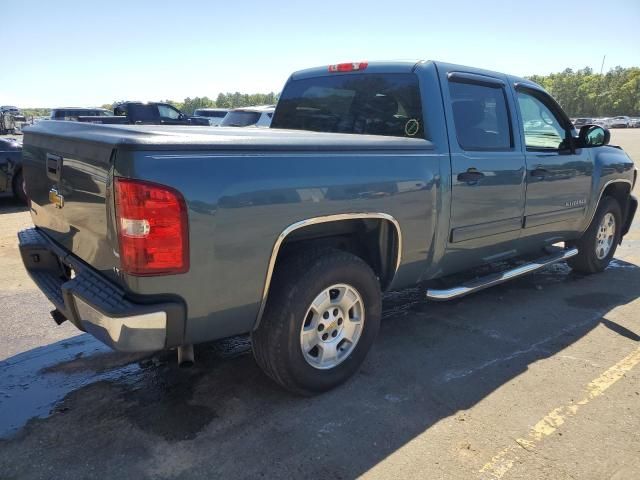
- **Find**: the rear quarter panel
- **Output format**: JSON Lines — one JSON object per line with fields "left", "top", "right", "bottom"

{"left": 117, "top": 147, "right": 446, "bottom": 343}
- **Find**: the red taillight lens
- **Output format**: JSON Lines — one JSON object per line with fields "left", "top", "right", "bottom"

{"left": 114, "top": 178, "right": 189, "bottom": 276}
{"left": 328, "top": 62, "right": 368, "bottom": 73}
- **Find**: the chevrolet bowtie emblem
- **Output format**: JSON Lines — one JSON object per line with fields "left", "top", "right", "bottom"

{"left": 49, "top": 187, "right": 64, "bottom": 209}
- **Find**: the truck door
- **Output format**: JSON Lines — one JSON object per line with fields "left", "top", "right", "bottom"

{"left": 514, "top": 85, "right": 593, "bottom": 236}
{"left": 441, "top": 70, "right": 526, "bottom": 264}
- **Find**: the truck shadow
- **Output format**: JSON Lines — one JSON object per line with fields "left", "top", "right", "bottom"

{"left": 0, "top": 197, "right": 28, "bottom": 214}
{"left": 1, "top": 260, "right": 640, "bottom": 478}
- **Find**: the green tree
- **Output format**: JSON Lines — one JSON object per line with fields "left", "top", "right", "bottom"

{"left": 527, "top": 66, "right": 640, "bottom": 117}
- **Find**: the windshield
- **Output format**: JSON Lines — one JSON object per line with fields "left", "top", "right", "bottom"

{"left": 221, "top": 111, "right": 262, "bottom": 127}
{"left": 271, "top": 73, "right": 425, "bottom": 138}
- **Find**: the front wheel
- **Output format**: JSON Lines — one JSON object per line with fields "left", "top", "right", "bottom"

{"left": 252, "top": 249, "right": 381, "bottom": 395}
{"left": 568, "top": 196, "right": 622, "bottom": 273}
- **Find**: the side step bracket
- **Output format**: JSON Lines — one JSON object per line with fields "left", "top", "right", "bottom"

{"left": 426, "top": 248, "right": 578, "bottom": 301}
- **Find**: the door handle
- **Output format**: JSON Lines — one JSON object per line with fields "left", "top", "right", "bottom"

{"left": 457, "top": 169, "right": 485, "bottom": 184}
{"left": 530, "top": 168, "right": 548, "bottom": 179}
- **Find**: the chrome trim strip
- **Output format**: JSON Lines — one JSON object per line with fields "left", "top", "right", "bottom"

{"left": 254, "top": 213, "right": 402, "bottom": 328}
{"left": 584, "top": 179, "right": 633, "bottom": 232}
{"left": 426, "top": 248, "right": 578, "bottom": 301}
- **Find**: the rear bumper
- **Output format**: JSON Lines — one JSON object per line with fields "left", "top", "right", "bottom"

{"left": 18, "top": 228, "right": 185, "bottom": 352}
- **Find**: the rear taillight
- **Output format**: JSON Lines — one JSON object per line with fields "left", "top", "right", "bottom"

{"left": 114, "top": 178, "right": 189, "bottom": 276}
{"left": 328, "top": 62, "right": 368, "bottom": 73}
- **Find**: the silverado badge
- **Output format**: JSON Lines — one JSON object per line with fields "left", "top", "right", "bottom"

{"left": 565, "top": 199, "right": 586, "bottom": 208}
{"left": 49, "top": 187, "right": 64, "bottom": 209}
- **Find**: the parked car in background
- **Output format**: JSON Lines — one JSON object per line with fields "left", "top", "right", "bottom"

{"left": 18, "top": 60, "right": 637, "bottom": 395}
{"left": 0, "top": 106, "right": 27, "bottom": 134}
{"left": 610, "top": 116, "right": 631, "bottom": 128}
{"left": 193, "top": 108, "right": 229, "bottom": 126}
{"left": 573, "top": 118, "right": 593, "bottom": 129}
{"left": 0, "top": 137, "right": 25, "bottom": 202}
{"left": 75, "top": 102, "right": 210, "bottom": 126}
{"left": 593, "top": 118, "right": 612, "bottom": 128}
{"left": 630, "top": 118, "right": 640, "bottom": 128}
{"left": 50, "top": 108, "right": 113, "bottom": 121}
{"left": 0, "top": 106, "right": 20, "bottom": 115}
{"left": 220, "top": 105, "right": 275, "bottom": 127}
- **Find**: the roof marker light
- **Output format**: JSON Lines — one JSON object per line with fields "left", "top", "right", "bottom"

{"left": 328, "top": 62, "right": 368, "bottom": 73}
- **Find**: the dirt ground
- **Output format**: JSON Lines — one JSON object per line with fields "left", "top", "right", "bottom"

{"left": 0, "top": 130, "right": 639, "bottom": 479}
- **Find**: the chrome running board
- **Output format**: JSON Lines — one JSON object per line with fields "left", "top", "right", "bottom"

{"left": 426, "top": 248, "right": 578, "bottom": 301}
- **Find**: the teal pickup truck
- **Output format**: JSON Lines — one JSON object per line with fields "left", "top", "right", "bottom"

{"left": 18, "top": 60, "right": 637, "bottom": 395}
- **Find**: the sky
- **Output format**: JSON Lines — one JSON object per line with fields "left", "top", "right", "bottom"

{"left": 2, "top": 0, "right": 639, "bottom": 107}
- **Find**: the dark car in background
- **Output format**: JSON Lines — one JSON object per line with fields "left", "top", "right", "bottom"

{"left": 0, "top": 137, "right": 25, "bottom": 203}
{"left": 75, "top": 102, "right": 211, "bottom": 126}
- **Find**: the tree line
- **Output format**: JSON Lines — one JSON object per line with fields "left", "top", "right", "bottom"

{"left": 17, "top": 66, "right": 640, "bottom": 118}
{"left": 528, "top": 66, "right": 640, "bottom": 117}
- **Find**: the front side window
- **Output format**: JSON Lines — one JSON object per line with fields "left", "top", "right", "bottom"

{"left": 517, "top": 90, "right": 569, "bottom": 150}
{"left": 271, "top": 73, "right": 425, "bottom": 139}
{"left": 449, "top": 80, "right": 512, "bottom": 151}
{"left": 158, "top": 105, "right": 181, "bottom": 120}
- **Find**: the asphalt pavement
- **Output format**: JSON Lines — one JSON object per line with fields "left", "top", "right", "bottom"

{"left": 0, "top": 130, "right": 639, "bottom": 480}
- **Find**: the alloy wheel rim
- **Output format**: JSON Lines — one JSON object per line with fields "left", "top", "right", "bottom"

{"left": 595, "top": 212, "right": 616, "bottom": 260}
{"left": 299, "top": 284, "right": 365, "bottom": 370}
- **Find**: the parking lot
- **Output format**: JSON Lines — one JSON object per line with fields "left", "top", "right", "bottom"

{"left": 0, "top": 130, "right": 639, "bottom": 479}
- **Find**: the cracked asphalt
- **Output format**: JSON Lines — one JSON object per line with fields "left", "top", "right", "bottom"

{"left": 0, "top": 131, "right": 639, "bottom": 480}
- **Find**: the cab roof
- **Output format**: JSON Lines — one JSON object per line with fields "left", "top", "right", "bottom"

{"left": 289, "top": 60, "right": 536, "bottom": 89}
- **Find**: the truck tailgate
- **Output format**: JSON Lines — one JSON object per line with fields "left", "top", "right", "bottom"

{"left": 22, "top": 126, "right": 117, "bottom": 273}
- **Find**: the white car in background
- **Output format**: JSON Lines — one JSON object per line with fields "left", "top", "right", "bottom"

{"left": 610, "top": 116, "right": 630, "bottom": 128}
{"left": 593, "top": 118, "right": 612, "bottom": 128}
{"left": 630, "top": 118, "right": 640, "bottom": 128}
{"left": 220, "top": 105, "right": 275, "bottom": 128}
{"left": 192, "top": 108, "right": 229, "bottom": 126}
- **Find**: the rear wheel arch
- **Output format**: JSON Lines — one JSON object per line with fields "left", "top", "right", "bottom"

{"left": 254, "top": 213, "right": 402, "bottom": 329}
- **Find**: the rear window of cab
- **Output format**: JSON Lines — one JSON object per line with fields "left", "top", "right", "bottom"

{"left": 271, "top": 73, "right": 425, "bottom": 139}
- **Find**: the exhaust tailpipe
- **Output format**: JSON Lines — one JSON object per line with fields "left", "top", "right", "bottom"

{"left": 177, "top": 344, "right": 194, "bottom": 368}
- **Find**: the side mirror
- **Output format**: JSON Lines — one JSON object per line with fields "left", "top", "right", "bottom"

{"left": 579, "top": 125, "right": 610, "bottom": 147}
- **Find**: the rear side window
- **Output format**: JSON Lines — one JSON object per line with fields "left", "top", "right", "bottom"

{"left": 449, "top": 81, "right": 512, "bottom": 151}
{"left": 127, "top": 104, "right": 160, "bottom": 121}
{"left": 271, "top": 73, "right": 425, "bottom": 139}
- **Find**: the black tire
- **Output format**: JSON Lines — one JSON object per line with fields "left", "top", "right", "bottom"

{"left": 12, "top": 169, "right": 27, "bottom": 204}
{"left": 568, "top": 196, "right": 622, "bottom": 273}
{"left": 252, "top": 249, "right": 382, "bottom": 395}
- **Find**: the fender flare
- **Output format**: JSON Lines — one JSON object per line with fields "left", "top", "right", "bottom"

{"left": 254, "top": 213, "right": 402, "bottom": 329}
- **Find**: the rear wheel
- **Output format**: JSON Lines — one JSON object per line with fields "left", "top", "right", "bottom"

{"left": 568, "top": 196, "right": 622, "bottom": 273}
{"left": 252, "top": 249, "right": 381, "bottom": 395}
